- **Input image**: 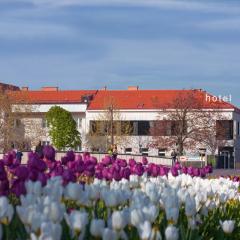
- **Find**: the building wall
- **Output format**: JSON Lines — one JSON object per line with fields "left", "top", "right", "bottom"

{"left": 84, "top": 109, "right": 236, "bottom": 157}
{"left": 233, "top": 111, "right": 240, "bottom": 167}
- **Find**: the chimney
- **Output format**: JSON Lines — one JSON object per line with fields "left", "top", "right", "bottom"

{"left": 128, "top": 86, "right": 139, "bottom": 91}
{"left": 21, "top": 87, "right": 29, "bottom": 91}
{"left": 101, "top": 86, "right": 107, "bottom": 90}
{"left": 41, "top": 87, "right": 59, "bottom": 91}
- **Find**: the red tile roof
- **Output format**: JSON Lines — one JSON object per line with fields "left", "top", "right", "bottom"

{"left": 10, "top": 89, "right": 239, "bottom": 111}
{"left": 11, "top": 90, "right": 97, "bottom": 104}
{"left": 88, "top": 89, "right": 238, "bottom": 110}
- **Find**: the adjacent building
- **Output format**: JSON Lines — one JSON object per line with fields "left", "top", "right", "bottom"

{"left": 8, "top": 85, "right": 240, "bottom": 169}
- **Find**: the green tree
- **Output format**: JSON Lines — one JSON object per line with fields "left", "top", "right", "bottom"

{"left": 46, "top": 106, "right": 81, "bottom": 150}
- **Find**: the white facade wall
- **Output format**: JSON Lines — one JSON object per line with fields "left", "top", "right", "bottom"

{"left": 84, "top": 109, "right": 237, "bottom": 157}
{"left": 14, "top": 101, "right": 240, "bottom": 167}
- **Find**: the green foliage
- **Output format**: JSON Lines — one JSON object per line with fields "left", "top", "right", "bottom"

{"left": 46, "top": 106, "right": 81, "bottom": 150}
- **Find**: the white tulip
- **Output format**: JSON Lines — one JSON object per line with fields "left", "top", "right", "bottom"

{"left": 150, "top": 227, "right": 162, "bottom": 240}
{"left": 102, "top": 228, "right": 118, "bottom": 240}
{"left": 111, "top": 211, "right": 127, "bottom": 231}
{"left": 40, "top": 221, "right": 62, "bottom": 240}
{"left": 130, "top": 208, "right": 144, "bottom": 227}
{"left": 25, "top": 181, "right": 42, "bottom": 197}
{"left": 64, "top": 183, "right": 81, "bottom": 200}
{"left": 185, "top": 195, "right": 196, "bottom": 217}
{"left": 43, "top": 202, "right": 65, "bottom": 223}
{"left": 165, "top": 208, "right": 179, "bottom": 224}
{"left": 90, "top": 219, "right": 105, "bottom": 237}
{"left": 220, "top": 220, "right": 235, "bottom": 234}
{"left": 0, "top": 197, "right": 9, "bottom": 219}
{"left": 138, "top": 221, "right": 152, "bottom": 240}
{"left": 165, "top": 225, "right": 179, "bottom": 240}
{"left": 142, "top": 205, "right": 158, "bottom": 223}
{"left": 65, "top": 210, "right": 88, "bottom": 235}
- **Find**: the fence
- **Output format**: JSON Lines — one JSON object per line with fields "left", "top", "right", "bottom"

{"left": 0, "top": 151, "right": 173, "bottom": 166}
{"left": 0, "top": 152, "right": 208, "bottom": 167}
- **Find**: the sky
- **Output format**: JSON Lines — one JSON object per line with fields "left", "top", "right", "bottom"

{"left": 0, "top": 0, "right": 240, "bottom": 106}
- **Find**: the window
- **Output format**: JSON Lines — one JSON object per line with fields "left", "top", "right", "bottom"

{"left": 238, "top": 122, "right": 240, "bottom": 136}
{"left": 14, "top": 119, "right": 21, "bottom": 128}
{"left": 92, "top": 147, "right": 99, "bottom": 152}
{"left": 140, "top": 147, "right": 149, "bottom": 156}
{"left": 138, "top": 121, "right": 150, "bottom": 135}
{"left": 158, "top": 148, "right": 166, "bottom": 157}
{"left": 216, "top": 120, "right": 233, "bottom": 140}
{"left": 77, "top": 118, "right": 82, "bottom": 129}
{"left": 42, "top": 118, "right": 48, "bottom": 128}
{"left": 125, "top": 148, "right": 132, "bottom": 154}
{"left": 75, "top": 144, "right": 82, "bottom": 152}
{"left": 41, "top": 141, "right": 50, "bottom": 146}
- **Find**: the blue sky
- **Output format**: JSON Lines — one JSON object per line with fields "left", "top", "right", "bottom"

{"left": 1, "top": 0, "right": 240, "bottom": 106}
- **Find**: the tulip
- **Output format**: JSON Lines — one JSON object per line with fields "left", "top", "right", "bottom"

{"left": 0, "top": 197, "right": 14, "bottom": 224}
{"left": 130, "top": 208, "right": 144, "bottom": 227}
{"left": 66, "top": 150, "right": 75, "bottom": 162}
{"left": 193, "top": 168, "right": 200, "bottom": 177}
{"left": 129, "top": 159, "right": 136, "bottom": 167}
{"left": 43, "top": 145, "right": 56, "bottom": 161}
{"left": 102, "top": 228, "right": 118, "bottom": 240}
{"left": 185, "top": 195, "right": 196, "bottom": 217}
{"left": 171, "top": 167, "right": 178, "bottom": 177}
{"left": 11, "top": 179, "right": 26, "bottom": 197}
{"left": 33, "top": 221, "right": 62, "bottom": 240}
{"left": 15, "top": 166, "right": 29, "bottom": 181}
{"left": 64, "top": 210, "right": 88, "bottom": 236}
{"left": 111, "top": 211, "right": 127, "bottom": 231}
{"left": 90, "top": 219, "right": 105, "bottom": 237}
{"left": 43, "top": 202, "right": 65, "bottom": 223}
{"left": 220, "top": 220, "right": 235, "bottom": 234}
{"left": 0, "top": 180, "right": 9, "bottom": 196}
{"left": 165, "top": 225, "right": 179, "bottom": 240}
{"left": 138, "top": 221, "right": 152, "bottom": 240}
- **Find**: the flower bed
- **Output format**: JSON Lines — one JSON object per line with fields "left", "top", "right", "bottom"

{"left": 0, "top": 146, "right": 238, "bottom": 240}
{"left": 0, "top": 146, "right": 213, "bottom": 197}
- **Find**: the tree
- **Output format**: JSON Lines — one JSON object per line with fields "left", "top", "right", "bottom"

{"left": 0, "top": 87, "right": 16, "bottom": 152}
{"left": 86, "top": 96, "right": 132, "bottom": 152}
{"left": 46, "top": 106, "right": 81, "bottom": 150}
{"left": 150, "top": 90, "right": 223, "bottom": 156}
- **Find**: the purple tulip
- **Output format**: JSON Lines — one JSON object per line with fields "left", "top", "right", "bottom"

{"left": 121, "top": 168, "right": 131, "bottom": 180}
{"left": 75, "top": 154, "right": 82, "bottom": 161}
{"left": 187, "top": 166, "right": 194, "bottom": 176}
{"left": 37, "top": 172, "right": 48, "bottom": 186}
{"left": 129, "top": 159, "right": 136, "bottom": 167}
{"left": 28, "top": 169, "right": 39, "bottom": 181}
{"left": 11, "top": 179, "right": 26, "bottom": 197}
{"left": 142, "top": 157, "right": 148, "bottom": 165}
{"left": 62, "top": 169, "right": 76, "bottom": 184}
{"left": 159, "top": 166, "right": 167, "bottom": 176}
{"left": 200, "top": 168, "right": 206, "bottom": 178}
{"left": 181, "top": 166, "right": 188, "bottom": 174}
{"left": 193, "top": 168, "right": 200, "bottom": 177}
{"left": 43, "top": 145, "right": 55, "bottom": 161}
{"left": 3, "top": 153, "right": 14, "bottom": 166}
{"left": 102, "top": 156, "right": 112, "bottom": 166}
{"left": 113, "top": 170, "right": 121, "bottom": 181}
{"left": 134, "top": 163, "right": 144, "bottom": 176}
{"left": 171, "top": 167, "right": 178, "bottom": 177}
{"left": 15, "top": 166, "right": 29, "bottom": 180}
{"left": 66, "top": 151, "right": 75, "bottom": 162}
{"left": 151, "top": 164, "right": 159, "bottom": 177}
{"left": 0, "top": 179, "right": 9, "bottom": 196}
